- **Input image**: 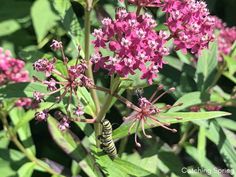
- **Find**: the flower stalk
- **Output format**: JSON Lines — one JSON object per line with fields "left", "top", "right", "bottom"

{"left": 94, "top": 76, "right": 121, "bottom": 147}
{"left": 84, "top": 2, "right": 100, "bottom": 115}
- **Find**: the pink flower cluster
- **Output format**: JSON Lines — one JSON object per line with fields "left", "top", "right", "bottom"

{"left": 33, "top": 40, "right": 92, "bottom": 130}
{"left": 162, "top": 0, "right": 215, "bottom": 54}
{"left": 0, "top": 48, "right": 29, "bottom": 85}
{"left": 0, "top": 48, "right": 35, "bottom": 109}
{"left": 92, "top": 9, "right": 169, "bottom": 84}
{"left": 213, "top": 16, "right": 236, "bottom": 61}
{"left": 128, "top": 0, "right": 215, "bottom": 54}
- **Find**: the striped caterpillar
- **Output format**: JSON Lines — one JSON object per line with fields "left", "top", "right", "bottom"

{"left": 99, "top": 119, "right": 117, "bottom": 159}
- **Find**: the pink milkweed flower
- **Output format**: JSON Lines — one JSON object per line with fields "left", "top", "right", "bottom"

{"left": 190, "top": 105, "right": 200, "bottom": 112}
{"left": 33, "top": 40, "right": 94, "bottom": 130}
{"left": 124, "top": 86, "right": 182, "bottom": 147}
{"left": 204, "top": 104, "right": 222, "bottom": 111}
{"left": 50, "top": 40, "right": 63, "bottom": 51}
{"left": 74, "top": 105, "right": 84, "bottom": 116}
{"left": 58, "top": 118, "right": 70, "bottom": 131}
{"left": 33, "top": 58, "right": 56, "bottom": 77}
{"left": 212, "top": 16, "right": 236, "bottom": 61}
{"left": 0, "top": 47, "right": 35, "bottom": 109}
{"left": 91, "top": 9, "right": 169, "bottom": 84}
{"left": 0, "top": 48, "right": 29, "bottom": 85}
{"left": 161, "top": 0, "right": 215, "bottom": 54}
{"left": 15, "top": 98, "right": 32, "bottom": 109}
{"left": 35, "top": 109, "right": 49, "bottom": 121}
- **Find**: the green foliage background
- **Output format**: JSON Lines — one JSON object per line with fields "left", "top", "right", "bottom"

{"left": 0, "top": 0, "right": 236, "bottom": 177}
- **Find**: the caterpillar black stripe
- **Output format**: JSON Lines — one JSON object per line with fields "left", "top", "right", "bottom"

{"left": 99, "top": 119, "right": 117, "bottom": 159}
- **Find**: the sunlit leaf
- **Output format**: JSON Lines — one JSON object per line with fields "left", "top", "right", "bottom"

{"left": 196, "top": 42, "right": 218, "bottom": 91}
{"left": 195, "top": 120, "right": 236, "bottom": 175}
{"left": 31, "top": 0, "right": 59, "bottom": 43}
{"left": 17, "top": 162, "right": 35, "bottom": 177}
{"left": 9, "top": 107, "right": 36, "bottom": 155}
{"left": 185, "top": 146, "right": 221, "bottom": 177}
{"left": 0, "top": 20, "right": 21, "bottom": 37}
{"left": 168, "top": 91, "right": 201, "bottom": 112}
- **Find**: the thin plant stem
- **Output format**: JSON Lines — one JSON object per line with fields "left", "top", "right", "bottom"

{"left": 173, "top": 124, "right": 197, "bottom": 154}
{"left": 94, "top": 77, "right": 120, "bottom": 147}
{"left": 0, "top": 112, "right": 61, "bottom": 176}
{"left": 84, "top": 5, "right": 100, "bottom": 115}
{"left": 136, "top": 6, "right": 142, "bottom": 15}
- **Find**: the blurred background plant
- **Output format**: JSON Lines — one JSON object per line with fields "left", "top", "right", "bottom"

{"left": 0, "top": 0, "right": 236, "bottom": 177}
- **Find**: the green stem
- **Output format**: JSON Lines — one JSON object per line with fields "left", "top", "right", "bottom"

{"left": 94, "top": 77, "right": 121, "bottom": 147}
{"left": 94, "top": 94, "right": 114, "bottom": 147}
{"left": 173, "top": 125, "right": 197, "bottom": 154}
{"left": 84, "top": 7, "right": 100, "bottom": 115}
{"left": 136, "top": 6, "right": 142, "bottom": 15}
{"left": 0, "top": 112, "right": 61, "bottom": 176}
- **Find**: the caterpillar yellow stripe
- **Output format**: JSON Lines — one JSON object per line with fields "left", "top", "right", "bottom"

{"left": 99, "top": 119, "right": 117, "bottom": 159}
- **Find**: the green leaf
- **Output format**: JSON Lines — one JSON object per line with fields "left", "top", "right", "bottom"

{"left": 17, "top": 162, "right": 35, "bottom": 177}
{"left": 197, "top": 126, "right": 206, "bottom": 164}
{"left": 223, "top": 72, "right": 236, "bottom": 84}
{"left": 0, "top": 82, "right": 48, "bottom": 99}
{"left": 217, "top": 118, "right": 236, "bottom": 131}
{"left": 122, "top": 152, "right": 161, "bottom": 175}
{"left": 19, "top": 50, "right": 45, "bottom": 62}
{"left": 185, "top": 146, "right": 221, "bottom": 177}
{"left": 196, "top": 42, "right": 218, "bottom": 91}
{"left": 0, "top": 149, "right": 27, "bottom": 177}
{"left": 195, "top": 120, "right": 236, "bottom": 175}
{"left": 77, "top": 87, "right": 96, "bottom": 117}
{"left": 0, "top": 0, "right": 32, "bottom": 21}
{"left": 176, "top": 50, "right": 191, "bottom": 64}
{"left": 71, "top": 160, "right": 81, "bottom": 176}
{"left": 51, "top": 0, "right": 83, "bottom": 55}
{"left": 224, "top": 55, "right": 236, "bottom": 75}
{"left": 14, "top": 102, "right": 54, "bottom": 131}
{"left": 223, "top": 55, "right": 236, "bottom": 83}
{"left": 113, "top": 158, "right": 155, "bottom": 176}
{"left": 48, "top": 116, "right": 86, "bottom": 160}
{"left": 74, "top": 122, "right": 96, "bottom": 145}
{"left": 47, "top": 116, "right": 102, "bottom": 177}
{"left": 0, "top": 20, "right": 21, "bottom": 37}
{"left": 113, "top": 111, "right": 231, "bottom": 140}
{"left": 120, "top": 69, "right": 160, "bottom": 90}
{"left": 223, "top": 129, "right": 236, "bottom": 148}
{"left": 168, "top": 91, "right": 201, "bottom": 112}
{"left": 91, "top": 146, "right": 154, "bottom": 177}
{"left": 31, "top": 0, "right": 59, "bottom": 43}
{"left": 0, "top": 131, "right": 10, "bottom": 148}
{"left": 122, "top": 138, "right": 190, "bottom": 176}
{"left": 164, "top": 56, "right": 184, "bottom": 71}
{"left": 9, "top": 108, "right": 36, "bottom": 155}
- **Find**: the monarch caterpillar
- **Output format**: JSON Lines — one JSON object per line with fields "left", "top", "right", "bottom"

{"left": 99, "top": 119, "right": 117, "bottom": 159}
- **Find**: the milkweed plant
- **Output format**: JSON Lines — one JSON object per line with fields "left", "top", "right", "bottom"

{"left": 0, "top": 0, "right": 236, "bottom": 176}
